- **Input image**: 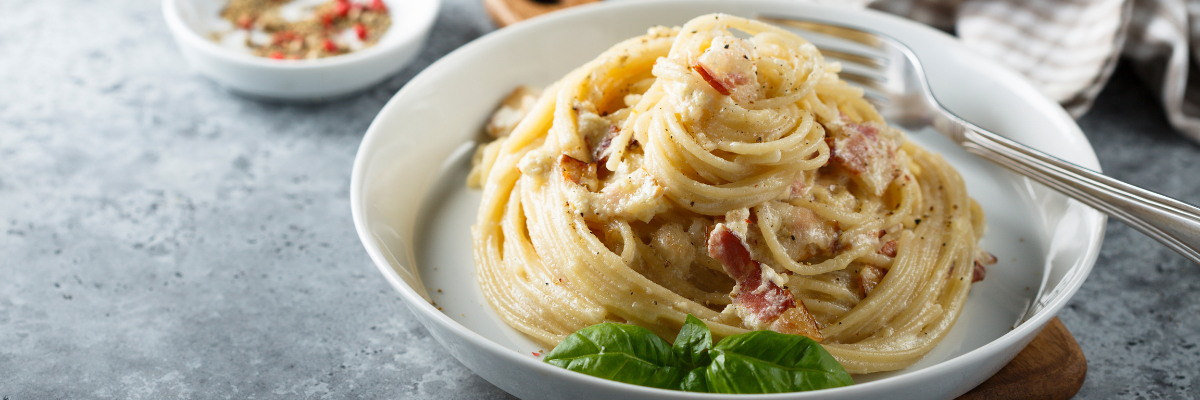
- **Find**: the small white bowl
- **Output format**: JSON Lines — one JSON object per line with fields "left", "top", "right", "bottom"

{"left": 163, "top": 0, "right": 440, "bottom": 100}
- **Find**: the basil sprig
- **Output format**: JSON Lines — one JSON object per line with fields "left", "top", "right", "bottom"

{"left": 543, "top": 315, "right": 853, "bottom": 394}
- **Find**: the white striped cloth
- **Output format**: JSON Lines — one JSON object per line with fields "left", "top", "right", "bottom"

{"left": 823, "top": 0, "right": 1200, "bottom": 142}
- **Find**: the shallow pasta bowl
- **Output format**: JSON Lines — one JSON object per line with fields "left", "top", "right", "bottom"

{"left": 349, "top": 1, "right": 1105, "bottom": 398}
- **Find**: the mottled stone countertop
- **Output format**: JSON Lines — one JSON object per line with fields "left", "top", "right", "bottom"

{"left": 2, "top": 0, "right": 1197, "bottom": 398}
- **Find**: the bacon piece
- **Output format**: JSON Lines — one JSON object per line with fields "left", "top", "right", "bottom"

{"left": 590, "top": 124, "right": 619, "bottom": 164}
{"left": 858, "top": 265, "right": 886, "bottom": 296}
{"left": 828, "top": 120, "right": 898, "bottom": 197}
{"left": 557, "top": 154, "right": 597, "bottom": 190}
{"left": 692, "top": 37, "right": 759, "bottom": 104}
{"left": 708, "top": 224, "right": 823, "bottom": 341}
{"left": 972, "top": 251, "right": 997, "bottom": 283}
{"left": 708, "top": 225, "right": 771, "bottom": 288}
{"left": 576, "top": 110, "right": 612, "bottom": 163}
{"left": 771, "top": 307, "right": 823, "bottom": 340}
{"left": 830, "top": 123, "right": 878, "bottom": 174}
{"left": 787, "top": 174, "right": 809, "bottom": 198}
{"left": 971, "top": 262, "right": 987, "bottom": 283}
{"left": 877, "top": 240, "right": 898, "bottom": 258}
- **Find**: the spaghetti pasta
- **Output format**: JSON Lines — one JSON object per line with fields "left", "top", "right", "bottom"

{"left": 468, "top": 14, "right": 992, "bottom": 374}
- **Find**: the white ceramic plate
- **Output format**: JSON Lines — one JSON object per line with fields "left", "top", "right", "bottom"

{"left": 350, "top": 1, "right": 1105, "bottom": 398}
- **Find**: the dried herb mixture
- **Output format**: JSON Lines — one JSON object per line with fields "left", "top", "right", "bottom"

{"left": 214, "top": 0, "right": 392, "bottom": 60}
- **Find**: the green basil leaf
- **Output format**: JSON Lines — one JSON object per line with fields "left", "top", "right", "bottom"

{"left": 672, "top": 315, "right": 712, "bottom": 368}
{"left": 701, "top": 330, "right": 853, "bottom": 394}
{"left": 680, "top": 368, "right": 710, "bottom": 393}
{"left": 543, "top": 323, "right": 686, "bottom": 389}
{"left": 544, "top": 316, "right": 853, "bottom": 394}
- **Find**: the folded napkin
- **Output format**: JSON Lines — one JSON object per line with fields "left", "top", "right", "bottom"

{"left": 822, "top": 0, "right": 1200, "bottom": 143}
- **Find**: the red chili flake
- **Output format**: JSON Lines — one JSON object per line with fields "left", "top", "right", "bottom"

{"left": 323, "top": 39, "right": 339, "bottom": 52}
{"left": 692, "top": 62, "right": 731, "bottom": 95}
{"left": 320, "top": 12, "right": 335, "bottom": 27}
{"left": 235, "top": 14, "right": 255, "bottom": 29}
{"left": 370, "top": 0, "right": 388, "bottom": 12}
{"left": 268, "top": 51, "right": 285, "bottom": 60}
{"left": 532, "top": 351, "right": 541, "bottom": 357}
{"left": 353, "top": 23, "right": 368, "bottom": 40}
{"left": 332, "top": 0, "right": 350, "bottom": 17}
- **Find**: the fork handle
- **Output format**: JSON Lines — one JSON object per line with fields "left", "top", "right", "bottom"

{"left": 953, "top": 120, "right": 1200, "bottom": 264}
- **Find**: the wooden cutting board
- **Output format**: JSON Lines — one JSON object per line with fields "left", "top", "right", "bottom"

{"left": 959, "top": 317, "right": 1087, "bottom": 399}
{"left": 483, "top": 0, "right": 601, "bottom": 27}
{"left": 481, "top": 2, "right": 1088, "bottom": 398}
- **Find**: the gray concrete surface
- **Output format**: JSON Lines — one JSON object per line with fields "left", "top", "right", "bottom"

{"left": 0, "top": 0, "right": 1196, "bottom": 398}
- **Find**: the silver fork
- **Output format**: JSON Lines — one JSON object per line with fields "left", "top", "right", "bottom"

{"left": 759, "top": 15, "right": 1200, "bottom": 267}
